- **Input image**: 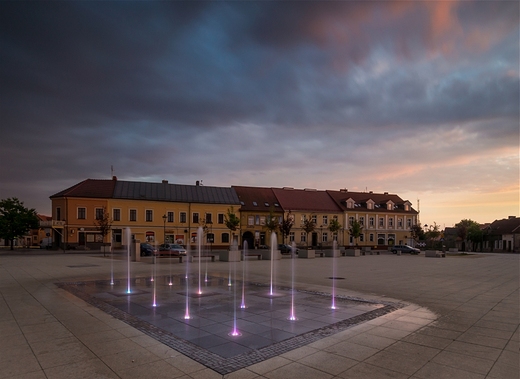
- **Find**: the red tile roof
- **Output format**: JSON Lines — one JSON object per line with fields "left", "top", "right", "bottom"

{"left": 271, "top": 188, "right": 342, "bottom": 213}
{"left": 50, "top": 179, "right": 117, "bottom": 199}
{"left": 232, "top": 186, "right": 281, "bottom": 211}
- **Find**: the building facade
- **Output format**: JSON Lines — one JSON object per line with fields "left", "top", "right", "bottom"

{"left": 49, "top": 178, "right": 419, "bottom": 250}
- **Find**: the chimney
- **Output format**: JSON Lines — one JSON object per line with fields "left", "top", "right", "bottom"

{"left": 162, "top": 180, "right": 168, "bottom": 184}
{"left": 196, "top": 180, "right": 200, "bottom": 186}
{"left": 112, "top": 176, "right": 117, "bottom": 181}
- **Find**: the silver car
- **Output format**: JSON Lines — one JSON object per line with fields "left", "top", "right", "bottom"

{"left": 158, "top": 243, "right": 187, "bottom": 256}
{"left": 391, "top": 245, "right": 420, "bottom": 255}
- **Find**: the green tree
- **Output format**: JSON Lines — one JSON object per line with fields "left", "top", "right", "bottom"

{"left": 410, "top": 223, "right": 426, "bottom": 242}
{"left": 425, "top": 222, "right": 441, "bottom": 248}
{"left": 278, "top": 212, "right": 294, "bottom": 244}
{"left": 224, "top": 206, "right": 240, "bottom": 245}
{"left": 94, "top": 206, "right": 113, "bottom": 257}
{"left": 0, "top": 198, "right": 39, "bottom": 250}
{"left": 264, "top": 209, "right": 279, "bottom": 235}
{"left": 455, "top": 219, "right": 483, "bottom": 251}
{"left": 348, "top": 219, "right": 363, "bottom": 246}
{"left": 328, "top": 218, "right": 342, "bottom": 245}
{"left": 301, "top": 215, "right": 316, "bottom": 248}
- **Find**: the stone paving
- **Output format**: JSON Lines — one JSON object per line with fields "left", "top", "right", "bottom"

{"left": 0, "top": 249, "right": 518, "bottom": 378}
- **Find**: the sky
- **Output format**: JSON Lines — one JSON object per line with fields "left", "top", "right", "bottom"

{"left": 0, "top": 1, "right": 518, "bottom": 228}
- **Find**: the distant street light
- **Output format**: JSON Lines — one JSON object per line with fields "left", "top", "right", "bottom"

{"left": 162, "top": 214, "right": 167, "bottom": 244}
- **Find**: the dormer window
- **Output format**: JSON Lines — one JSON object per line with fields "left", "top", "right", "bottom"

{"left": 367, "top": 199, "right": 374, "bottom": 210}
{"left": 253, "top": 201, "right": 258, "bottom": 206}
{"left": 264, "top": 202, "right": 269, "bottom": 207}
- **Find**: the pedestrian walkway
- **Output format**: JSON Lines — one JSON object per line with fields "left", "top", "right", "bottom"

{"left": 0, "top": 250, "right": 518, "bottom": 378}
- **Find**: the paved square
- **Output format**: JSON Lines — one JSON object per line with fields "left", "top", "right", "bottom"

{"left": 57, "top": 273, "right": 400, "bottom": 374}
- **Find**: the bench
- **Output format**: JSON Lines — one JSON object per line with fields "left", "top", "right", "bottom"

{"left": 243, "top": 253, "right": 262, "bottom": 260}
{"left": 188, "top": 255, "right": 215, "bottom": 262}
{"left": 155, "top": 255, "right": 183, "bottom": 263}
{"left": 425, "top": 250, "right": 445, "bottom": 258}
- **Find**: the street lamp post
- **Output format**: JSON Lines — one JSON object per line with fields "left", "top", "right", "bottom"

{"left": 162, "top": 214, "right": 167, "bottom": 244}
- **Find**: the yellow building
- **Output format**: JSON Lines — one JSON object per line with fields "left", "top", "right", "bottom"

{"left": 50, "top": 178, "right": 240, "bottom": 250}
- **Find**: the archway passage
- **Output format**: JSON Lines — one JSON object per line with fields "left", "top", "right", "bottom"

{"left": 242, "top": 231, "right": 254, "bottom": 249}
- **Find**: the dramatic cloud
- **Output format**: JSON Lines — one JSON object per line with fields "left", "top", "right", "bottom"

{"left": 0, "top": 1, "right": 518, "bottom": 227}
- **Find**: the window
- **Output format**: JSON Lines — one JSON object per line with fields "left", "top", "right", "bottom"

{"left": 78, "top": 207, "right": 86, "bottom": 220}
{"left": 95, "top": 208, "right": 103, "bottom": 220}
{"left": 398, "top": 218, "right": 403, "bottom": 228}
{"left": 260, "top": 216, "right": 266, "bottom": 226}
{"left": 218, "top": 213, "right": 224, "bottom": 224}
{"left": 167, "top": 211, "right": 174, "bottom": 223}
{"left": 389, "top": 218, "right": 394, "bottom": 228}
{"left": 113, "top": 209, "right": 121, "bottom": 221}
{"left": 359, "top": 216, "right": 364, "bottom": 226}
{"left": 369, "top": 233, "right": 374, "bottom": 242}
{"left": 180, "top": 212, "right": 187, "bottom": 223}
{"left": 407, "top": 218, "right": 412, "bottom": 228}
{"left": 377, "top": 234, "right": 385, "bottom": 244}
{"left": 379, "top": 218, "right": 384, "bottom": 227}
{"left": 192, "top": 212, "right": 199, "bottom": 224}
{"left": 333, "top": 215, "right": 338, "bottom": 222}
{"left": 56, "top": 207, "right": 61, "bottom": 221}
{"left": 205, "top": 213, "right": 212, "bottom": 224}
{"left": 322, "top": 232, "right": 328, "bottom": 242}
{"left": 311, "top": 215, "right": 317, "bottom": 224}
{"left": 369, "top": 217, "right": 374, "bottom": 227}
{"left": 146, "top": 210, "right": 153, "bottom": 222}
{"left": 301, "top": 232, "right": 306, "bottom": 242}
{"left": 359, "top": 233, "right": 364, "bottom": 242}
{"left": 255, "top": 215, "right": 260, "bottom": 225}
{"left": 130, "top": 209, "right": 137, "bottom": 222}
{"left": 289, "top": 232, "right": 295, "bottom": 242}
{"left": 322, "top": 215, "right": 328, "bottom": 225}
{"left": 248, "top": 216, "right": 254, "bottom": 226}
{"left": 222, "top": 233, "right": 229, "bottom": 243}
{"left": 253, "top": 201, "right": 258, "bottom": 206}
{"left": 349, "top": 216, "right": 354, "bottom": 226}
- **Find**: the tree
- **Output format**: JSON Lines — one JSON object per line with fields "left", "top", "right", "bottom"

{"left": 264, "top": 209, "right": 279, "bottom": 239}
{"left": 455, "top": 219, "right": 481, "bottom": 251}
{"left": 410, "top": 223, "right": 425, "bottom": 242}
{"left": 328, "top": 218, "right": 342, "bottom": 245}
{"left": 224, "top": 206, "right": 240, "bottom": 245}
{"left": 0, "top": 198, "right": 39, "bottom": 250}
{"left": 301, "top": 215, "right": 316, "bottom": 248}
{"left": 425, "top": 222, "right": 441, "bottom": 248}
{"left": 94, "top": 206, "right": 112, "bottom": 257}
{"left": 348, "top": 219, "right": 363, "bottom": 246}
{"left": 279, "top": 212, "right": 294, "bottom": 244}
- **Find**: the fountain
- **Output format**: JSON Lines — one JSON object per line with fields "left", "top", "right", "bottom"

{"left": 269, "top": 232, "right": 276, "bottom": 295}
{"left": 331, "top": 240, "right": 337, "bottom": 309}
{"left": 126, "top": 227, "right": 131, "bottom": 293}
{"left": 229, "top": 259, "right": 241, "bottom": 336}
{"left": 288, "top": 241, "right": 297, "bottom": 321}
{"left": 240, "top": 241, "right": 247, "bottom": 308}
{"left": 197, "top": 226, "right": 203, "bottom": 294}
{"left": 184, "top": 243, "right": 191, "bottom": 319}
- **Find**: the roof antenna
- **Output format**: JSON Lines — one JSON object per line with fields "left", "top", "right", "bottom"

{"left": 111, "top": 165, "right": 114, "bottom": 177}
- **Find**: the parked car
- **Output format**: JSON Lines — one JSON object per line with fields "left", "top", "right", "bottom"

{"left": 278, "top": 244, "right": 299, "bottom": 254}
{"left": 140, "top": 243, "right": 157, "bottom": 256}
{"left": 158, "top": 243, "right": 187, "bottom": 256}
{"left": 391, "top": 245, "right": 421, "bottom": 255}
{"left": 40, "top": 237, "right": 52, "bottom": 249}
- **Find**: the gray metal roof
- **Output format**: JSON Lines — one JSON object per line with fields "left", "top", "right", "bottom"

{"left": 113, "top": 181, "right": 240, "bottom": 204}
